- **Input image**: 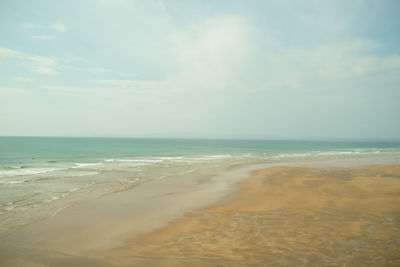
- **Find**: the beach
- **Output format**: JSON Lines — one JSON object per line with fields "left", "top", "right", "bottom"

{"left": 1, "top": 155, "right": 399, "bottom": 266}
{"left": 110, "top": 164, "right": 400, "bottom": 266}
{"left": 2, "top": 0, "right": 400, "bottom": 265}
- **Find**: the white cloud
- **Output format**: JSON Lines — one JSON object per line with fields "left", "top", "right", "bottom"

{"left": 95, "top": 79, "right": 159, "bottom": 90}
{"left": 0, "top": 47, "right": 59, "bottom": 75}
{"left": 73, "top": 67, "right": 131, "bottom": 76}
{"left": 62, "top": 55, "right": 89, "bottom": 64}
{"left": 156, "top": 0, "right": 166, "bottom": 11}
{"left": 36, "top": 67, "right": 58, "bottom": 75}
{"left": 3, "top": 2, "right": 400, "bottom": 138}
{"left": 80, "top": 67, "right": 110, "bottom": 74}
{"left": 0, "top": 87, "right": 32, "bottom": 98}
{"left": 22, "top": 23, "right": 41, "bottom": 30}
{"left": 27, "top": 55, "right": 57, "bottom": 66}
{"left": 0, "top": 47, "right": 132, "bottom": 78}
{"left": 51, "top": 23, "right": 68, "bottom": 32}
{"left": 88, "top": 16, "right": 400, "bottom": 98}
{"left": 13, "top": 77, "right": 33, "bottom": 83}
{"left": 33, "top": 35, "right": 55, "bottom": 40}
{"left": 169, "top": 15, "right": 254, "bottom": 92}
{"left": 27, "top": 55, "right": 58, "bottom": 74}
{"left": 0, "top": 47, "right": 23, "bottom": 57}
{"left": 76, "top": 15, "right": 400, "bottom": 138}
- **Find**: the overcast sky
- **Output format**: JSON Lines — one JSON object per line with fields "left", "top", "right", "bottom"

{"left": 0, "top": 0, "right": 399, "bottom": 139}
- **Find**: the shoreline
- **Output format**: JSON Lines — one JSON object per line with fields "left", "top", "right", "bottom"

{"left": 0, "top": 155, "right": 399, "bottom": 266}
{"left": 0, "top": 153, "right": 398, "bottom": 237}
{"left": 0, "top": 161, "right": 263, "bottom": 260}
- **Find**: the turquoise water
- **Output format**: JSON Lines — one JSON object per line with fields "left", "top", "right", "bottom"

{"left": 1, "top": 137, "right": 400, "bottom": 234}
{"left": 2, "top": 137, "right": 400, "bottom": 164}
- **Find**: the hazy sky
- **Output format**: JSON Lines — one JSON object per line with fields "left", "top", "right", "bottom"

{"left": 1, "top": 0, "right": 399, "bottom": 139}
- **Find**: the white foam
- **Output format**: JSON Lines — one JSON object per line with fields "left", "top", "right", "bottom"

{"left": 0, "top": 168, "right": 63, "bottom": 177}
{"left": 8, "top": 165, "right": 24, "bottom": 169}
{"left": 0, "top": 180, "right": 25, "bottom": 184}
{"left": 116, "top": 159, "right": 162, "bottom": 163}
{"left": 206, "top": 155, "right": 232, "bottom": 158}
{"left": 269, "top": 153, "right": 312, "bottom": 159}
{"left": 72, "top": 163, "right": 102, "bottom": 168}
{"left": 158, "top": 156, "right": 184, "bottom": 160}
{"left": 316, "top": 151, "right": 359, "bottom": 156}
{"left": 265, "top": 150, "right": 390, "bottom": 160}
{"left": 72, "top": 172, "right": 99, "bottom": 177}
{"left": 104, "top": 158, "right": 163, "bottom": 164}
{"left": 60, "top": 187, "right": 82, "bottom": 198}
{"left": 186, "top": 155, "right": 233, "bottom": 161}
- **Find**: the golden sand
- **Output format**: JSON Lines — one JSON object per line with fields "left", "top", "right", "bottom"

{"left": 108, "top": 165, "right": 400, "bottom": 266}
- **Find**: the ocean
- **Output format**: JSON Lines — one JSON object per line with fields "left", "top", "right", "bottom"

{"left": 1, "top": 136, "right": 400, "bottom": 235}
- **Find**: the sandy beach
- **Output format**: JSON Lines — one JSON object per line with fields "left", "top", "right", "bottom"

{"left": 107, "top": 164, "right": 400, "bottom": 266}
{"left": 1, "top": 160, "right": 399, "bottom": 266}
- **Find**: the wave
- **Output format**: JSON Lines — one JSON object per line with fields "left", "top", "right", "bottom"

{"left": 116, "top": 159, "right": 163, "bottom": 163}
{"left": 205, "top": 155, "right": 232, "bottom": 159}
{"left": 1, "top": 149, "right": 395, "bottom": 179}
{"left": 6, "top": 165, "right": 28, "bottom": 169}
{"left": 70, "top": 172, "right": 99, "bottom": 177}
{"left": 72, "top": 163, "right": 103, "bottom": 168}
{"left": 316, "top": 151, "right": 360, "bottom": 156}
{"left": 0, "top": 180, "right": 26, "bottom": 184}
{"left": 104, "top": 158, "right": 163, "bottom": 163}
{"left": 98, "top": 150, "right": 396, "bottom": 167}
{"left": 0, "top": 167, "right": 64, "bottom": 178}
{"left": 262, "top": 149, "right": 398, "bottom": 160}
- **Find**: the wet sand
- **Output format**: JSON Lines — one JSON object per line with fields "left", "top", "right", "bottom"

{"left": 1, "top": 162, "right": 400, "bottom": 266}
{"left": 0, "top": 163, "right": 262, "bottom": 266}
{"left": 108, "top": 165, "right": 400, "bottom": 266}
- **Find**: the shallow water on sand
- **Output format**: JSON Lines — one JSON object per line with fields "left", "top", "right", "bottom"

{"left": 1, "top": 137, "right": 399, "bottom": 235}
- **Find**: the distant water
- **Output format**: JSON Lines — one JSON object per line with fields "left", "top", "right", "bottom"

{"left": 1, "top": 137, "right": 400, "bottom": 234}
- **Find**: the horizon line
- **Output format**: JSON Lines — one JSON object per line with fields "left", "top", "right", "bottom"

{"left": 1, "top": 135, "right": 400, "bottom": 142}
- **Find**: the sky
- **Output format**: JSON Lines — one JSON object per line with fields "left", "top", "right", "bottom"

{"left": 0, "top": 0, "right": 399, "bottom": 139}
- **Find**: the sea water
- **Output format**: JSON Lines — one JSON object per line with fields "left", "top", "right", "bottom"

{"left": 1, "top": 137, "right": 400, "bottom": 235}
